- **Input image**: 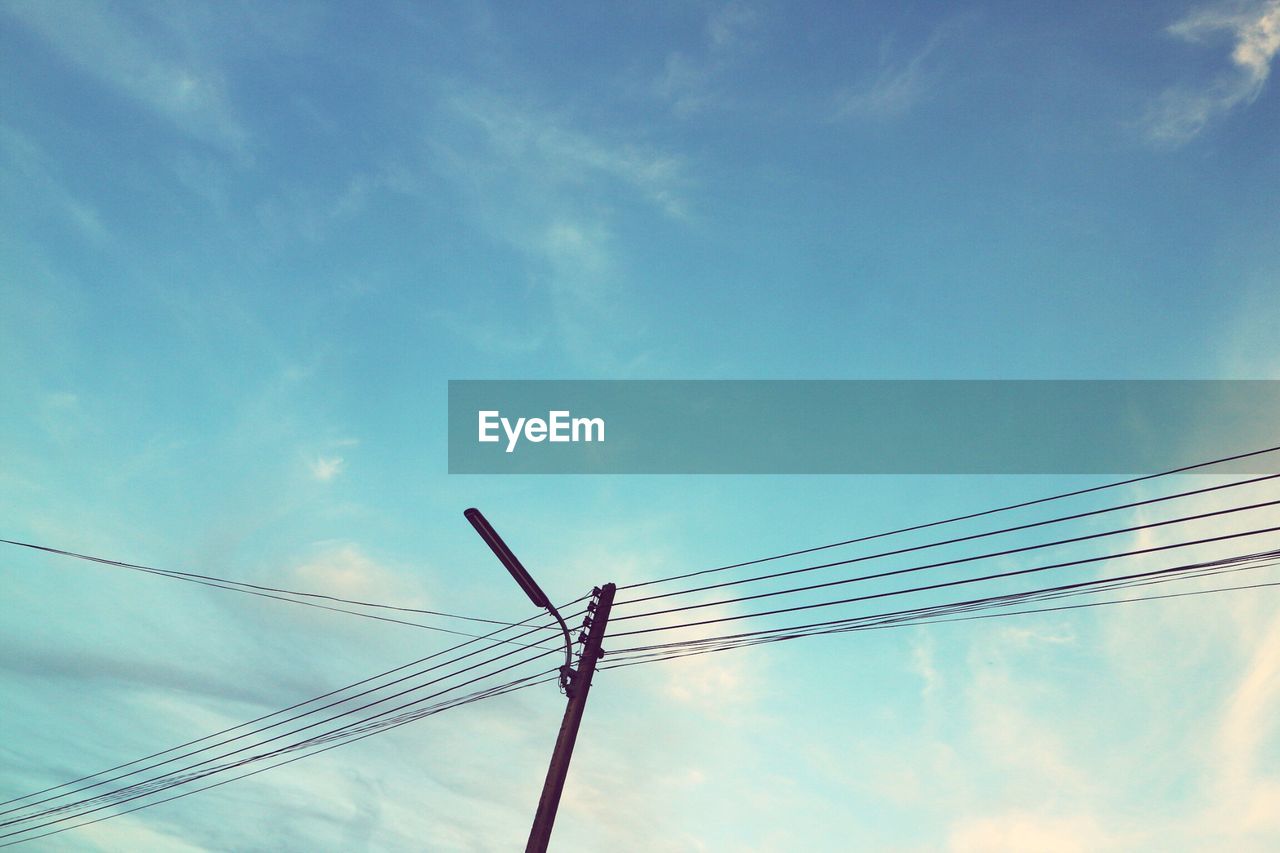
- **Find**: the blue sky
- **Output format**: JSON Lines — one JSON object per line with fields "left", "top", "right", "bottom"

{"left": 2, "top": 1, "right": 1280, "bottom": 850}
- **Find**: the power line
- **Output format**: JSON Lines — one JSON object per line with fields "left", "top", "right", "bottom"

{"left": 0, "top": 613, "right": 577, "bottom": 824}
{"left": 10, "top": 444, "right": 1280, "bottom": 845}
{"left": 0, "top": 649, "right": 560, "bottom": 841}
{"left": 1, "top": 538, "right": 566, "bottom": 644}
{"left": 612, "top": 500, "right": 1280, "bottom": 624}
{"left": 610, "top": 547, "right": 1280, "bottom": 654}
{"left": 610, "top": 521, "right": 1280, "bottom": 637}
{"left": 609, "top": 571, "right": 1280, "bottom": 668}
{"left": 617, "top": 473, "right": 1280, "bottom": 606}
{"left": 0, "top": 599, "right": 582, "bottom": 813}
{"left": 602, "top": 577, "right": 1280, "bottom": 669}
{"left": 2, "top": 644, "right": 557, "bottom": 831}
{"left": 601, "top": 550, "right": 1280, "bottom": 669}
{"left": 0, "top": 670, "right": 557, "bottom": 849}
{"left": 620, "top": 444, "right": 1280, "bottom": 591}
{"left": 2, "top": 653, "right": 557, "bottom": 842}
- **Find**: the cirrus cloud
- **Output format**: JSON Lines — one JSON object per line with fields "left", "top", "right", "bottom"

{"left": 1145, "top": 0, "right": 1280, "bottom": 144}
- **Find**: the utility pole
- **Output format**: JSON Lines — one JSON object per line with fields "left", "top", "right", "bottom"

{"left": 526, "top": 582, "right": 615, "bottom": 853}
{"left": 462, "top": 509, "right": 615, "bottom": 852}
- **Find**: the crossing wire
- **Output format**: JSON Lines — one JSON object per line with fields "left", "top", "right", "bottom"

{"left": 0, "top": 649, "right": 559, "bottom": 842}
{"left": 9, "top": 443, "right": 1280, "bottom": 843}
{"left": 0, "top": 596, "right": 583, "bottom": 814}
{"left": 1, "top": 538, "right": 567, "bottom": 644}
{"left": 0, "top": 669, "right": 557, "bottom": 849}
{"left": 0, "top": 610, "right": 581, "bottom": 824}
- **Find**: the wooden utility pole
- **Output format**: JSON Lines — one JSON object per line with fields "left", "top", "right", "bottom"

{"left": 525, "top": 583, "right": 616, "bottom": 853}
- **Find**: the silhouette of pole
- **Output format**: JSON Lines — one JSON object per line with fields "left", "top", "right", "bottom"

{"left": 526, "top": 583, "right": 615, "bottom": 853}
{"left": 462, "top": 508, "right": 616, "bottom": 848}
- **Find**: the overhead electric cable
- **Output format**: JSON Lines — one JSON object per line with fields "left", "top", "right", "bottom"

{"left": 0, "top": 670, "right": 557, "bottom": 849}
{"left": 610, "top": 521, "right": 1280, "bottom": 636}
{"left": 0, "top": 649, "right": 559, "bottom": 841}
{"left": 603, "top": 576, "right": 1280, "bottom": 670}
{"left": 620, "top": 443, "right": 1280, "bottom": 591}
{"left": 607, "top": 547, "right": 1280, "bottom": 657}
{"left": 0, "top": 611, "right": 580, "bottom": 823}
{"left": 618, "top": 474, "right": 1280, "bottom": 605}
{"left": 602, "top": 553, "right": 1280, "bottom": 669}
{"left": 613, "top": 500, "right": 1280, "bottom": 622}
{"left": 0, "top": 538, "right": 566, "bottom": 643}
{"left": 0, "top": 596, "right": 584, "bottom": 813}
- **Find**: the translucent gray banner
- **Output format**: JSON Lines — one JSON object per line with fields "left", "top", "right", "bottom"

{"left": 447, "top": 380, "right": 1280, "bottom": 474}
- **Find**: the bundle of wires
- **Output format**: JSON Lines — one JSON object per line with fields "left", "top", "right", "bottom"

{"left": 5, "top": 443, "right": 1279, "bottom": 845}
{"left": 0, "top": 602, "right": 585, "bottom": 848}
{"left": 599, "top": 444, "right": 1280, "bottom": 670}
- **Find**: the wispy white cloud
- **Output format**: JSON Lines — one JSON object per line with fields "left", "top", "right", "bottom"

{"left": 289, "top": 542, "right": 418, "bottom": 605}
{"left": 833, "top": 26, "right": 954, "bottom": 121}
{"left": 79, "top": 816, "right": 209, "bottom": 853}
{"left": 948, "top": 812, "right": 1117, "bottom": 853}
{"left": 963, "top": 627, "right": 1092, "bottom": 796}
{"left": 4, "top": 0, "right": 248, "bottom": 153}
{"left": 1010, "top": 472, "right": 1280, "bottom": 849}
{"left": 657, "top": 650, "right": 756, "bottom": 717}
{"left": 1205, "top": 611, "right": 1280, "bottom": 835}
{"left": 303, "top": 436, "right": 358, "bottom": 483}
{"left": 426, "top": 89, "right": 687, "bottom": 367}
{"left": 442, "top": 89, "right": 687, "bottom": 218}
{"left": 910, "top": 630, "right": 942, "bottom": 699}
{"left": 1145, "top": 0, "right": 1280, "bottom": 144}
{"left": 1213, "top": 266, "right": 1280, "bottom": 380}
{"left": 655, "top": 1, "right": 762, "bottom": 116}
{"left": 251, "top": 167, "right": 425, "bottom": 245}
{"left": 427, "top": 307, "right": 548, "bottom": 357}
{"left": 0, "top": 126, "right": 109, "bottom": 245}
{"left": 309, "top": 455, "right": 344, "bottom": 482}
